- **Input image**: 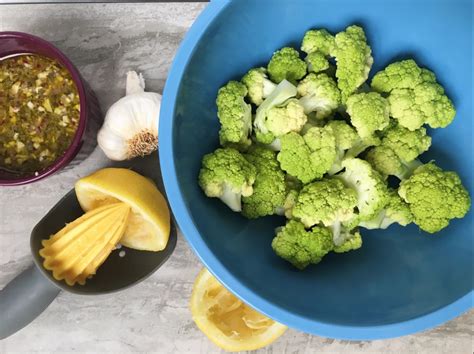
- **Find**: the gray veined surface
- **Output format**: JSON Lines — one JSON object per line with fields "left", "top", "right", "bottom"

{"left": 0, "top": 3, "right": 472, "bottom": 353}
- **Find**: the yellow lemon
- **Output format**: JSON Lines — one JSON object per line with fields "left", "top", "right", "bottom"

{"left": 75, "top": 168, "right": 170, "bottom": 251}
{"left": 190, "top": 268, "right": 287, "bottom": 352}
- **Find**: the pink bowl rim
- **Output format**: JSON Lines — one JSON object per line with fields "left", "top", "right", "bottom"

{"left": 0, "top": 31, "right": 89, "bottom": 186}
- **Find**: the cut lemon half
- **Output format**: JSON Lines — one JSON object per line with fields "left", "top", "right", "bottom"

{"left": 75, "top": 168, "right": 170, "bottom": 252}
{"left": 190, "top": 268, "right": 287, "bottom": 352}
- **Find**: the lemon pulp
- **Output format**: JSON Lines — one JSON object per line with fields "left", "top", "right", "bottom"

{"left": 190, "top": 268, "right": 287, "bottom": 352}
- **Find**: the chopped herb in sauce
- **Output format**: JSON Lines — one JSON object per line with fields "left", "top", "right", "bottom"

{"left": 0, "top": 54, "right": 80, "bottom": 175}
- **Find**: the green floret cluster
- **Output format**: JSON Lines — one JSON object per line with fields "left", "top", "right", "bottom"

{"left": 199, "top": 25, "right": 471, "bottom": 270}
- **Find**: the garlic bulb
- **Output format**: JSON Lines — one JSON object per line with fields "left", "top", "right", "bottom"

{"left": 97, "top": 71, "right": 161, "bottom": 161}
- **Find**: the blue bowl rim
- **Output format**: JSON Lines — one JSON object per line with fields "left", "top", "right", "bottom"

{"left": 159, "top": 0, "right": 473, "bottom": 340}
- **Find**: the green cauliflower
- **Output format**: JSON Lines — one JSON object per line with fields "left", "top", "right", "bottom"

{"left": 254, "top": 79, "right": 298, "bottom": 145}
{"left": 277, "top": 126, "right": 337, "bottom": 183}
{"left": 241, "top": 67, "right": 277, "bottom": 106}
{"left": 331, "top": 25, "right": 373, "bottom": 102}
{"left": 264, "top": 99, "right": 308, "bottom": 138}
{"left": 305, "top": 51, "right": 330, "bottom": 73}
{"left": 360, "top": 190, "right": 413, "bottom": 229}
{"left": 271, "top": 220, "right": 334, "bottom": 269}
{"left": 398, "top": 163, "right": 471, "bottom": 233}
{"left": 292, "top": 178, "right": 357, "bottom": 228}
{"left": 371, "top": 60, "right": 456, "bottom": 130}
{"left": 371, "top": 59, "right": 430, "bottom": 92}
{"left": 383, "top": 125, "right": 431, "bottom": 162}
{"left": 297, "top": 73, "right": 341, "bottom": 119}
{"left": 326, "top": 120, "right": 380, "bottom": 174}
{"left": 326, "top": 120, "right": 359, "bottom": 174}
{"left": 301, "top": 29, "right": 335, "bottom": 74}
{"left": 199, "top": 148, "right": 256, "bottom": 212}
{"left": 216, "top": 81, "right": 252, "bottom": 150}
{"left": 267, "top": 47, "right": 307, "bottom": 84}
{"left": 333, "top": 228, "right": 363, "bottom": 253}
{"left": 365, "top": 146, "right": 422, "bottom": 180}
{"left": 337, "top": 158, "right": 390, "bottom": 222}
{"left": 389, "top": 82, "right": 456, "bottom": 130}
{"left": 365, "top": 125, "right": 431, "bottom": 179}
{"left": 346, "top": 92, "right": 390, "bottom": 139}
{"left": 301, "top": 29, "right": 335, "bottom": 55}
{"left": 242, "top": 146, "right": 286, "bottom": 219}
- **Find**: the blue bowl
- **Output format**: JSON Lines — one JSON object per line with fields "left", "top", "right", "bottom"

{"left": 160, "top": 0, "right": 473, "bottom": 339}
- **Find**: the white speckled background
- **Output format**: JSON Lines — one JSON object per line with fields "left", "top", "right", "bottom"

{"left": 0, "top": 3, "right": 472, "bottom": 353}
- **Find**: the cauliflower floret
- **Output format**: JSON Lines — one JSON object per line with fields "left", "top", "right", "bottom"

{"left": 333, "top": 228, "right": 363, "bottom": 253}
{"left": 242, "top": 146, "right": 286, "bottom": 219}
{"left": 292, "top": 178, "right": 357, "bottom": 229}
{"left": 371, "top": 59, "right": 430, "bottom": 92}
{"left": 199, "top": 148, "right": 257, "bottom": 212}
{"left": 241, "top": 67, "right": 277, "bottom": 106}
{"left": 337, "top": 158, "right": 390, "bottom": 221}
{"left": 297, "top": 73, "right": 341, "bottom": 119}
{"left": 346, "top": 92, "right": 390, "bottom": 139}
{"left": 264, "top": 99, "right": 307, "bottom": 137}
{"left": 331, "top": 25, "right": 373, "bottom": 102}
{"left": 360, "top": 190, "right": 413, "bottom": 229}
{"left": 216, "top": 81, "right": 252, "bottom": 150}
{"left": 372, "top": 59, "right": 456, "bottom": 130}
{"left": 301, "top": 29, "right": 335, "bottom": 55}
{"left": 398, "top": 163, "right": 471, "bottom": 233}
{"left": 383, "top": 124, "right": 431, "bottom": 162}
{"left": 271, "top": 220, "right": 334, "bottom": 269}
{"left": 301, "top": 29, "right": 335, "bottom": 74}
{"left": 305, "top": 51, "right": 330, "bottom": 73}
{"left": 267, "top": 47, "right": 307, "bottom": 84}
{"left": 277, "top": 126, "right": 337, "bottom": 183}
{"left": 254, "top": 79, "right": 298, "bottom": 145}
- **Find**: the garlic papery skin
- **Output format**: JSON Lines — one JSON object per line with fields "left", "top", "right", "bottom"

{"left": 97, "top": 71, "right": 161, "bottom": 161}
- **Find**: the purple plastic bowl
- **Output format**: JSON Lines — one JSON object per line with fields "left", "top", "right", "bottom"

{"left": 0, "top": 32, "right": 102, "bottom": 186}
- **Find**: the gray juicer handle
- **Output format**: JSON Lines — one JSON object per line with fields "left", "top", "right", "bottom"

{"left": 0, "top": 264, "right": 60, "bottom": 339}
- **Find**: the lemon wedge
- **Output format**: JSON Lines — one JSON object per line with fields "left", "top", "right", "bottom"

{"left": 190, "top": 268, "right": 287, "bottom": 352}
{"left": 75, "top": 168, "right": 170, "bottom": 252}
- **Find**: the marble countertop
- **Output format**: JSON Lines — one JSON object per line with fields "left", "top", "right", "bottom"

{"left": 0, "top": 3, "right": 472, "bottom": 353}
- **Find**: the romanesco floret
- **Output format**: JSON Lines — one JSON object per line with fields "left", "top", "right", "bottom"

{"left": 331, "top": 25, "right": 373, "bottom": 102}
{"left": 242, "top": 147, "right": 286, "bottom": 219}
{"left": 271, "top": 220, "right": 334, "bottom": 269}
{"left": 346, "top": 92, "right": 390, "bottom": 139}
{"left": 398, "top": 163, "right": 471, "bottom": 233}
{"left": 305, "top": 51, "right": 330, "bottom": 73}
{"left": 277, "top": 126, "right": 337, "bottom": 183}
{"left": 216, "top": 81, "right": 252, "bottom": 150}
{"left": 292, "top": 178, "right": 357, "bottom": 229}
{"left": 301, "top": 29, "right": 335, "bottom": 55}
{"left": 199, "top": 148, "right": 256, "bottom": 212}
{"left": 337, "top": 158, "right": 390, "bottom": 221}
{"left": 297, "top": 73, "right": 341, "bottom": 119}
{"left": 360, "top": 190, "right": 413, "bottom": 229}
{"left": 241, "top": 67, "right": 277, "bottom": 106}
{"left": 254, "top": 79, "right": 298, "bottom": 145}
{"left": 267, "top": 47, "right": 307, "bottom": 84}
